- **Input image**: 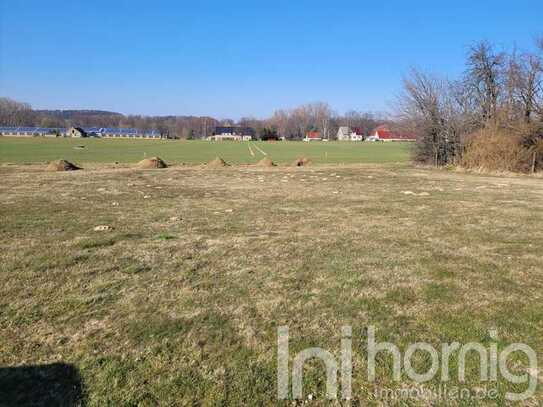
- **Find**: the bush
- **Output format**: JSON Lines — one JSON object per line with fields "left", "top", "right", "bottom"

{"left": 461, "top": 123, "right": 543, "bottom": 173}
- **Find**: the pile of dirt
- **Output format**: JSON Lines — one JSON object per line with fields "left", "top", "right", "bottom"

{"left": 292, "top": 157, "right": 311, "bottom": 167}
{"left": 207, "top": 157, "right": 229, "bottom": 168}
{"left": 46, "top": 159, "right": 81, "bottom": 172}
{"left": 137, "top": 157, "right": 168, "bottom": 169}
{"left": 256, "top": 157, "right": 275, "bottom": 167}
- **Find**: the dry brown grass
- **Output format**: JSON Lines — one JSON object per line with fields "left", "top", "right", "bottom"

{"left": 1, "top": 163, "right": 542, "bottom": 405}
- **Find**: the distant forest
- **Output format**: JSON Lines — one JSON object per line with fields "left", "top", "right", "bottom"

{"left": 0, "top": 98, "right": 385, "bottom": 140}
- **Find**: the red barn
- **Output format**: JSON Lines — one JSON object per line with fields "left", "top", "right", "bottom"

{"left": 370, "top": 125, "right": 416, "bottom": 141}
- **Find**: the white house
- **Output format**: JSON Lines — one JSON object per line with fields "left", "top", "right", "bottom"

{"left": 336, "top": 126, "right": 364, "bottom": 141}
{"left": 207, "top": 126, "right": 254, "bottom": 141}
{"left": 337, "top": 127, "right": 351, "bottom": 141}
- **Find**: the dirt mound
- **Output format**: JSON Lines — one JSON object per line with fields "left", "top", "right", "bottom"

{"left": 137, "top": 157, "right": 168, "bottom": 169}
{"left": 292, "top": 157, "right": 311, "bottom": 167}
{"left": 46, "top": 159, "right": 81, "bottom": 172}
{"left": 256, "top": 157, "right": 275, "bottom": 167}
{"left": 207, "top": 157, "right": 229, "bottom": 168}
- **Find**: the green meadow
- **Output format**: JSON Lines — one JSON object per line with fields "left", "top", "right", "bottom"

{"left": 0, "top": 137, "right": 412, "bottom": 165}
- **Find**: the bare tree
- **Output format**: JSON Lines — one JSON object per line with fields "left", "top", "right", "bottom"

{"left": 399, "top": 69, "right": 462, "bottom": 165}
{"left": 517, "top": 54, "right": 542, "bottom": 122}
{"left": 465, "top": 41, "right": 505, "bottom": 123}
{"left": 311, "top": 102, "right": 333, "bottom": 139}
{"left": 0, "top": 97, "right": 34, "bottom": 126}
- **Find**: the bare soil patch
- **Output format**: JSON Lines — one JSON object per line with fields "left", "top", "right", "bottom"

{"left": 46, "top": 159, "right": 81, "bottom": 172}
{"left": 136, "top": 157, "right": 168, "bottom": 169}
{"left": 292, "top": 156, "right": 311, "bottom": 167}
{"left": 207, "top": 157, "right": 229, "bottom": 168}
{"left": 255, "top": 157, "right": 275, "bottom": 167}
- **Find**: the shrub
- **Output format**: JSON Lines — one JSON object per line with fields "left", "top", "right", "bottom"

{"left": 461, "top": 123, "right": 543, "bottom": 173}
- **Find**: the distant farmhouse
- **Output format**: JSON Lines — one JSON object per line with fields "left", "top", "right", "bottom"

{"left": 68, "top": 127, "right": 87, "bottom": 137}
{"left": 207, "top": 126, "right": 254, "bottom": 141}
{"left": 367, "top": 125, "right": 416, "bottom": 142}
{"left": 0, "top": 126, "right": 161, "bottom": 139}
{"left": 336, "top": 127, "right": 365, "bottom": 141}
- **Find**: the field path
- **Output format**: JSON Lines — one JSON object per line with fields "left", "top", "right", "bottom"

{"left": 252, "top": 143, "right": 267, "bottom": 156}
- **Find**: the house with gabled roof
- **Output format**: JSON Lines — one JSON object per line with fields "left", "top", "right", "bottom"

{"left": 337, "top": 126, "right": 365, "bottom": 141}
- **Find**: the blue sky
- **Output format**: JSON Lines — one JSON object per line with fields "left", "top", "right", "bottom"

{"left": 1, "top": 0, "right": 542, "bottom": 119}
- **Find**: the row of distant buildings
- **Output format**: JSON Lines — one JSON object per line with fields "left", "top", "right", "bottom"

{"left": 206, "top": 125, "right": 417, "bottom": 142}
{"left": 307, "top": 125, "right": 416, "bottom": 142}
{"left": 0, "top": 126, "right": 162, "bottom": 139}
{"left": 0, "top": 124, "right": 416, "bottom": 141}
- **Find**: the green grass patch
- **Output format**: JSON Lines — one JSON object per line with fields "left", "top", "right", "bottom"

{"left": 0, "top": 137, "right": 412, "bottom": 164}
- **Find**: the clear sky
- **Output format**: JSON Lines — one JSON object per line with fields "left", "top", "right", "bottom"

{"left": 1, "top": 0, "right": 542, "bottom": 119}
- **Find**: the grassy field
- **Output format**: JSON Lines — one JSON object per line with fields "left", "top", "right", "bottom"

{"left": 0, "top": 137, "right": 411, "bottom": 165}
{"left": 1, "top": 162, "right": 542, "bottom": 405}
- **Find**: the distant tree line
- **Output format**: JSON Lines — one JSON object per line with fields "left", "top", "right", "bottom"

{"left": 0, "top": 97, "right": 385, "bottom": 140}
{"left": 399, "top": 36, "right": 543, "bottom": 172}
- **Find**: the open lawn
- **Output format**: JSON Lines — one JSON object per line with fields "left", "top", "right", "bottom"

{"left": 1, "top": 163, "right": 543, "bottom": 405}
{"left": 0, "top": 137, "right": 411, "bottom": 165}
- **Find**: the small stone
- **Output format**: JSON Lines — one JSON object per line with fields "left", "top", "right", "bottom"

{"left": 112, "top": 202, "right": 119, "bottom": 206}
{"left": 143, "top": 195, "right": 151, "bottom": 199}
{"left": 94, "top": 225, "right": 112, "bottom": 232}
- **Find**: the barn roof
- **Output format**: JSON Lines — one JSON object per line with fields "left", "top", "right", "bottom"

{"left": 373, "top": 125, "right": 416, "bottom": 140}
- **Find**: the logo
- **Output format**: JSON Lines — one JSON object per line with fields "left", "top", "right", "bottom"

{"left": 277, "top": 326, "right": 538, "bottom": 401}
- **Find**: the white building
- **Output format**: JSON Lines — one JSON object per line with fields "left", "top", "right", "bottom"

{"left": 337, "top": 127, "right": 350, "bottom": 141}
{"left": 0, "top": 126, "right": 67, "bottom": 137}
{"left": 207, "top": 126, "right": 254, "bottom": 141}
{"left": 336, "top": 126, "right": 364, "bottom": 141}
